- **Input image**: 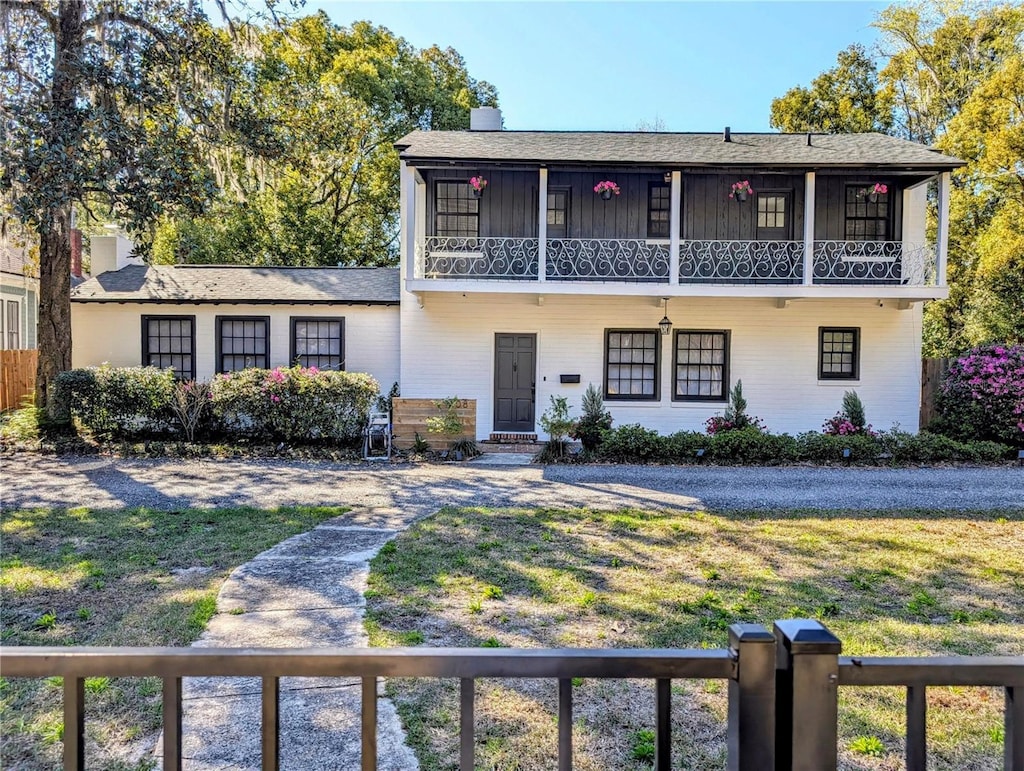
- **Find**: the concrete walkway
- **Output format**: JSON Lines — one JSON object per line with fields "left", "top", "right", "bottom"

{"left": 4, "top": 456, "right": 1022, "bottom": 769}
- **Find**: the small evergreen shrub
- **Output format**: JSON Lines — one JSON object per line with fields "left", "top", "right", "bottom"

{"left": 211, "top": 366, "right": 378, "bottom": 444}
{"left": 595, "top": 424, "right": 665, "bottom": 463}
{"left": 539, "top": 395, "right": 575, "bottom": 459}
{"left": 705, "top": 380, "right": 767, "bottom": 434}
{"left": 931, "top": 344, "right": 1024, "bottom": 445}
{"left": 662, "top": 430, "right": 707, "bottom": 462}
{"left": 823, "top": 390, "right": 875, "bottom": 436}
{"left": 571, "top": 384, "right": 613, "bottom": 451}
{"left": 796, "top": 432, "right": 878, "bottom": 463}
{"left": 710, "top": 427, "right": 798, "bottom": 464}
{"left": 51, "top": 365, "right": 176, "bottom": 438}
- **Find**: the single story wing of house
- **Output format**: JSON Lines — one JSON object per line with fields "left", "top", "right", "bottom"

{"left": 71, "top": 264, "right": 400, "bottom": 390}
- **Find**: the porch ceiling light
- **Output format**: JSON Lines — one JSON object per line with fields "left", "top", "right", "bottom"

{"left": 659, "top": 297, "right": 672, "bottom": 336}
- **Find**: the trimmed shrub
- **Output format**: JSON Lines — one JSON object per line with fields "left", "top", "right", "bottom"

{"left": 210, "top": 366, "right": 378, "bottom": 444}
{"left": 796, "top": 432, "right": 878, "bottom": 463}
{"left": 878, "top": 428, "right": 1012, "bottom": 464}
{"left": 572, "top": 384, "right": 613, "bottom": 451}
{"left": 51, "top": 366, "right": 176, "bottom": 438}
{"left": 705, "top": 381, "right": 767, "bottom": 434}
{"left": 931, "top": 344, "right": 1024, "bottom": 445}
{"left": 595, "top": 424, "right": 665, "bottom": 463}
{"left": 710, "top": 427, "right": 799, "bottom": 465}
{"left": 662, "top": 430, "right": 708, "bottom": 462}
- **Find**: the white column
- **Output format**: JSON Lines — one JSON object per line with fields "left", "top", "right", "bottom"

{"left": 400, "top": 161, "right": 416, "bottom": 283}
{"left": 669, "top": 171, "right": 681, "bottom": 286}
{"left": 538, "top": 167, "right": 548, "bottom": 282}
{"left": 936, "top": 171, "right": 950, "bottom": 287}
{"left": 803, "top": 171, "right": 816, "bottom": 286}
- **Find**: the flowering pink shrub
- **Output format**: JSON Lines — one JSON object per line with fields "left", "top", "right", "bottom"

{"left": 822, "top": 415, "right": 875, "bottom": 437}
{"left": 705, "top": 415, "right": 766, "bottom": 435}
{"left": 211, "top": 365, "right": 379, "bottom": 443}
{"left": 933, "top": 344, "right": 1024, "bottom": 445}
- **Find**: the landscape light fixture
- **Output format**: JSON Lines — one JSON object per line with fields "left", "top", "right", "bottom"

{"left": 659, "top": 297, "right": 672, "bottom": 336}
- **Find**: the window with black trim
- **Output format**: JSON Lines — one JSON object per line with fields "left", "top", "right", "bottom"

{"left": 844, "top": 185, "right": 889, "bottom": 240}
{"left": 648, "top": 183, "right": 670, "bottom": 238}
{"left": 142, "top": 315, "right": 195, "bottom": 379}
{"left": 674, "top": 330, "right": 729, "bottom": 400}
{"left": 605, "top": 330, "right": 659, "bottom": 400}
{"left": 435, "top": 181, "right": 479, "bottom": 237}
{"left": 291, "top": 317, "right": 344, "bottom": 370}
{"left": 547, "top": 187, "right": 570, "bottom": 239}
{"left": 5, "top": 300, "right": 18, "bottom": 349}
{"left": 819, "top": 327, "right": 860, "bottom": 380}
{"left": 217, "top": 316, "right": 269, "bottom": 373}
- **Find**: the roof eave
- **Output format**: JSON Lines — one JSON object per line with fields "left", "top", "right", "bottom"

{"left": 71, "top": 297, "right": 400, "bottom": 305}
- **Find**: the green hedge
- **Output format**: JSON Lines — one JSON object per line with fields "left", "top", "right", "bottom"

{"left": 210, "top": 366, "right": 378, "bottom": 444}
{"left": 50, "top": 365, "right": 379, "bottom": 445}
{"left": 51, "top": 366, "right": 176, "bottom": 438}
{"left": 589, "top": 424, "right": 1012, "bottom": 465}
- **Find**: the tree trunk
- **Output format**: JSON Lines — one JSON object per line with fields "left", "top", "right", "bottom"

{"left": 35, "top": 207, "right": 73, "bottom": 408}
{"left": 35, "top": 1, "right": 85, "bottom": 409}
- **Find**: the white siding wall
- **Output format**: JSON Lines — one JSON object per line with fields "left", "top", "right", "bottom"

{"left": 72, "top": 302, "right": 400, "bottom": 392}
{"left": 400, "top": 292, "right": 923, "bottom": 437}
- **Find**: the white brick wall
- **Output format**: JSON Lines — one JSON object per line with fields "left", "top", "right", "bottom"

{"left": 72, "top": 302, "right": 400, "bottom": 392}
{"left": 401, "top": 292, "right": 923, "bottom": 438}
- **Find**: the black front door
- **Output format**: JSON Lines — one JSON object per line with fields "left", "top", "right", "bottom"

{"left": 494, "top": 333, "right": 536, "bottom": 432}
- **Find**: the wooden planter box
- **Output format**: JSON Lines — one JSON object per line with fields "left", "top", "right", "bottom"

{"left": 391, "top": 398, "right": 476, "bottom": 450}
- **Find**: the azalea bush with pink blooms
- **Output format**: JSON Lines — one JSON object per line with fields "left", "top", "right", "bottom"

{"left": 823, "top": 391, "right": 876, "bottom": 437}
{"left": 210, "top": 365, "right": 378, "bottom": 444}
{"left": 931, "top": 344, "right": 1024, "bottom": 445}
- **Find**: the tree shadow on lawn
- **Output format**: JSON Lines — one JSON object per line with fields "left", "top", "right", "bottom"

{"left": 366, "top": 504, "right": 1022, "bottom": 771}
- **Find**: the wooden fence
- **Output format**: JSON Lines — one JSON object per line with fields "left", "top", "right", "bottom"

{"left": 391, "top": 397, "right": 476, "bottom": 450}
{"left": 0, "top": 349, "right": 37, "bottom": 412}
{"left": 920, "top": 357, "right": 951, "bottom": 429}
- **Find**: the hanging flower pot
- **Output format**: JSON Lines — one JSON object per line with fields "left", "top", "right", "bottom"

{"left": 729, "top": 180, "right": 754, "bottom": 202}
{"left": 594, "top": 180, "right": 620, "bottom": 200}
{"left": 865, "top": 182, "right": 887, "bottom": 204}
{"left": 469, "top": 176, "right": 488, "bottom": 198}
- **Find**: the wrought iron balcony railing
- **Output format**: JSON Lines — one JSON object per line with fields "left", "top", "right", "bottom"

{"left": 414, "top": 238, "right": 938, "bottom": 287}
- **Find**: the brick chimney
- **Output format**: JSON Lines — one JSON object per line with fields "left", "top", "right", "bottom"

{"left": 70, "top": 228, "right": 83, "bottom": 279}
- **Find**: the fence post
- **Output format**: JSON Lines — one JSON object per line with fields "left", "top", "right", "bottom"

{"left": 728, "top": 623, "right": 776, "bottom": 771}
{"left": 774, "top": 619, "right": 841, "bottom": 771}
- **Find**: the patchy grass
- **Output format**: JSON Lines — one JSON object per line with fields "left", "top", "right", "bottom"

{"left": 0, "top": 505, "right": 347, "bottom": 770}
{"left": 366, "top": 506, "right": 1024, "bottom": 771}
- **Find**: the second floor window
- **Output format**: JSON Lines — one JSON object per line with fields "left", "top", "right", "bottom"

{"left": 845, "top": 185, "right": 890, "bottom": 241}
{"left": 142, "top": 315, "right": 195, "bottom": 380}
{"left": 648, "top": 183, "right": 670, "bottom": 238}
{"left": 291, "top": 317, "right": 344, "bottom": 370}
{"left": 217, "top": 316, "right": 269, "bottom": 373}
{"left": 435, "top": 181, "right": 479, "bottom": 238}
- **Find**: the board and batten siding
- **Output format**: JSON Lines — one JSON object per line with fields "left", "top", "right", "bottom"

{"left": 682, "top": 173, "right": 805, "bottom": 241}
{"left": 71, "top": 302, "right": 400, "bottom": 390}
{"left": 400, "top": 292, "right": 923, "bottom": 438}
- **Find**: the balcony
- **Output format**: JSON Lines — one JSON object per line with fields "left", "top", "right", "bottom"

{"left": 414, "top": 237, "right": 938, "bottom": 289}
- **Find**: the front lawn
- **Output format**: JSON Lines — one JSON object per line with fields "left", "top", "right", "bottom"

{"left": 366, "top": 506, "right": 1023, "bottom": 771}
{"left": 0, "top": 504, "right": 347, "bottom": 770}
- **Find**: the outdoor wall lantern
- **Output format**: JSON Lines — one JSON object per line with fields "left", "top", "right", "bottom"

{"left": 659, "top": 297, "right": 672, "bottom": 336}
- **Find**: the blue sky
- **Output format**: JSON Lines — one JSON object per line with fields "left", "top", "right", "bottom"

{"left": 308, "top": 1, "right": 889, "bottom": 131}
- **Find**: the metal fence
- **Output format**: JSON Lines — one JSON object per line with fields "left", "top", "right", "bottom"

{"left": 3, "top": 619, "right": 1021, "bottom": 771}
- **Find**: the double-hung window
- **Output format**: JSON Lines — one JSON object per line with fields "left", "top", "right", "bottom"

{"left": 647, "top": 183, "right": 671, "bottom": 239}
{"left": 291, "top": 317, "right": 344, "bottom": 370}
{"left": 605, "top": 330, "right": 659, "bottom": 400}
{"left": 6, "top": 300, "right": 20, "bottom": 349}
{"left": 435, "top": 181, "right": 479, "bottom": 238}
{"left": 819, "top": 327, "right": 860, "bottom": 380}
{"left": 674, "top": 330, "right": 729, "bottom": 400}
{"left": 142, "top": 315, "right": 195, "bottom": 379}
{"left": 217, "top": 316, "right": 269, "bottom": 373}
{"left": 844, "top": 185, "right": 890, "bottom": 241}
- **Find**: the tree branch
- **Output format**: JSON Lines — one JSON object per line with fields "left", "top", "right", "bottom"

{"left": 81, "top": 9, "right": 170, "bottom": 46}
{"left": 0, "top": 0, "right": 58, "bottom": 35}
{"left": 1, "top": 59, "right": 48, "bottom": 92}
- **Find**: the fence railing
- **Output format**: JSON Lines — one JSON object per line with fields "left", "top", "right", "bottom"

{"left": 415, "top": 239, "right": 938, "bottom": 287}
{"left": 0, "top": 348, "right": 37, "bottom": 411}
{"left": 3, "top": 620, "right": 1021, "bottom": 771}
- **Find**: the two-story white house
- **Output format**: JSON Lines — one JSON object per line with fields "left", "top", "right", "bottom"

{"left": 394, "top": 108, "right": 962, "bottom": 439}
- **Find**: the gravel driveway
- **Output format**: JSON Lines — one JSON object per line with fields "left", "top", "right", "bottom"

{"left": 3, "top": 455, "right": 1022, "bottom": 514}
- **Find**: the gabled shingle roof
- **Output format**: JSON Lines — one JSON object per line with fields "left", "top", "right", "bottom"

{"left": 71, "top": 265, "right": 400, "bottom": 304}
{"left": 395, "top": 131, "right": 964, "bottom": 169}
